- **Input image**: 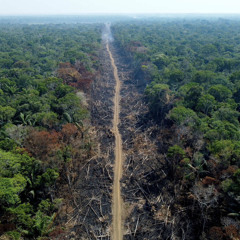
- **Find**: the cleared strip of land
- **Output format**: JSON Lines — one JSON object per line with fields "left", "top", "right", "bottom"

{"left": 107, "top": 42, "right": 123, "bottom": 240}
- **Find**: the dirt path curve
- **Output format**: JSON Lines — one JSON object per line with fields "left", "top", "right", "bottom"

{"left": 106, "top": 42, "right": 123, "bottom": 240}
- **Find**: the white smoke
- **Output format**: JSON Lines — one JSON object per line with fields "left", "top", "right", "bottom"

{"left": 102, "top": 22, "right": 114, "bottom": 43}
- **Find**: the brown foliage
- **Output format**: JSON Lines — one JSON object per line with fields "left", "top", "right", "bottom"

{"left": 24, "top": 124, "right": 85, "bottom": 166}
{"left": 49, "top": 226, "right": 65, "bottom": 239}
{"left": 58, "top": 62, "right": 72, "bottom": 69}
{"left": 221, "top": 166, "right": 238, "bottom": 179}
{"left": 0, "top": 224, "right": 16, "bottom": 234}
{"left": 57, "top": 62, "right": 93, "bottom": 92}
{"left": 209, "top": 226, "right": 224, "bottom": 240}
{"left": 202, "top": 176, "right": 219, "bottom": 186}
{"left": 207, "top": 159, "right": 219, "bottom": 176}
{"left": 24, "top": 130, "right": 62, "bottom": 160}
{"left": 68, "top": 78, "right": 92, "bottom": 92}
{"left": 61, "top": 123, "right": 79, "bottom": 144}
{"left": 15, "top": 147, "right": 32, "bottom": 156}
{"left": 185, "top": 147, "right": 193, "bottom": 158}
{"left": 224, "top": 225, "right": 240, "bottom": 239}
{"left": 58, "top": 64, "right": 82, "bottom": 84}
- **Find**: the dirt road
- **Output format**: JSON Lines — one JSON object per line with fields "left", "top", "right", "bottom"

{"left": 106, "top": 42, "right": 123, "bottom": 240}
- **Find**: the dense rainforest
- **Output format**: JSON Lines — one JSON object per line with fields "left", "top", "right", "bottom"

{"left": 0, "top": 23, "right": 101, "bottom": 239}
{"left": 112, "top": 19, "right": 240, "bottom": 239}
{"left": 1, "top": 16, "right": 240, "bottom": 240}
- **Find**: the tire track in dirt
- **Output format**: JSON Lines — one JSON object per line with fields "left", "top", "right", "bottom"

{"left": 106, "top": 42, "right": 123, "bottom": 240}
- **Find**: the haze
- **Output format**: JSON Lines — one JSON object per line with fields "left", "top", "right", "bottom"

{"left": 0, "top": 0, "right": 240, "bottom": 15}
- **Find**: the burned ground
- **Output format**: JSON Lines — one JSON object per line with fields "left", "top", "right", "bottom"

{"left": 54, "top": 39, "right": 213, "bottom": 240}
{"left": 110, "top": 43, "right": 200, "bottom": 240}
{"left": 54, "top": 43, "right": 116, "bottom": 240}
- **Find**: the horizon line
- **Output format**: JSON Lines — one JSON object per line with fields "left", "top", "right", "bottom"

{"left": 1, "top": 12, "right": 240, "bottom": 17}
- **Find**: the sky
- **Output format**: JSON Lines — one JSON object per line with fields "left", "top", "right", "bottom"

{"left": 0, "top": 0, "right": 240, "bottom": 15}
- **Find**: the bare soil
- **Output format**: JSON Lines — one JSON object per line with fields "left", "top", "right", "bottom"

{"left": 106, "top": 42, "right": 124, "bottom": 240}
